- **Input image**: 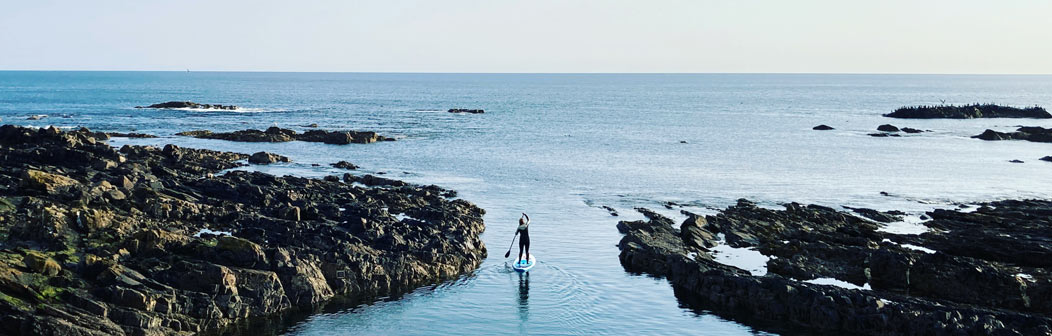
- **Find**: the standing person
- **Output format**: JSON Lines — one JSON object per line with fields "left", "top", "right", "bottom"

{"left": 516, "top": 213, "right": 531, "bottom": 263}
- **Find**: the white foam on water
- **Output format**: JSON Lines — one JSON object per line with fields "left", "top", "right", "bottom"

{"left": 1016, "top": 273, "right": 1035, "bottom": 282}
{"left": 709, "top": 233, "right": 769, "bottom": 276}
{"left": 877, "top": 213, "right": 931, "bottom": 235}
{"left": 899, "top": 244, "right": 936, "bottom": 254}
{"left": 193, "top": 228, "right": 232, "bottom": 237}
{"left": 881, "top": 238, "right": 937, "bottom": 254}
{"left": 803, "top": 277, "right": 872, "bottom": 290}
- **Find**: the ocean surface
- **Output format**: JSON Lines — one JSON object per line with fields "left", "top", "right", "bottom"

{"left": 2, "top": 72, "right": 1052, "bottom": 335}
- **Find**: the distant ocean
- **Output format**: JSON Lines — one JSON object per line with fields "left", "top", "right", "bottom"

{"left": 3, "top": 71, "right": 1052, "bottom": 335}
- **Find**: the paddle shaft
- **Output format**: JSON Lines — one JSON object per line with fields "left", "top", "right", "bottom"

{"left": 503, "top": 232, "right": 518, "bottom": 258}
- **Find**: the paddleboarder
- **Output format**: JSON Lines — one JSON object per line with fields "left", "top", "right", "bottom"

{"left": 515, "top": 213, "right": 531, "bottom": 263}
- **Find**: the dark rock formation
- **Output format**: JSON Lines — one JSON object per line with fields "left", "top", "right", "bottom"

{"left": 812, "top": 125, "right": 834, "bottom": 130}
{"left": 1042, "top": 156, "right": 1052, "bottom": 162}
{"left": 885, "top": 104, "right": 1050, "bottom": 119}
{"left": 330, "top": 161, "right": 358, "bottom": 170}
{"left": 248, "top": 152, "right": 290, "bottom": 165}
{"left": 617, "top": 199, "right": 1052, "bottom": 335}
{"left": 972, "top": 126, "right": 1052, "bottom": 143}
{"left": 0, "top": 125, "right": 485, "bottom": 335}
{"left": 601, "top": 206, "right": 619, "bottom": 217}
{"left": 900, "top": 127, "right": 925, "bottom": 134}
{"left": 448, "top": 109, "right": 484, "bottom": 114}
{"left": 1010, "top": 160, "right": 1025, "bottom": 163}
{"left": 868, "top": 133, "right": 900, "bottom": 137}
{"left": 876, "top": 124, "right": 900, "bottom": 132}
{"left": 843, "top": 206, "right": 904, "bottom": 223}
{"left": 106, "top": 132, "right": 158, "bottom": 138}
{"left": 136, "top": 101, "right": 238, "bottom": 110}
{"left": 177, "top": 126, "right": 393, "bottom": 144}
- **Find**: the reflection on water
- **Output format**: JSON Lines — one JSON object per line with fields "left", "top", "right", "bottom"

{"left": 518, "top": 272, "right": 530, "bottom": 334}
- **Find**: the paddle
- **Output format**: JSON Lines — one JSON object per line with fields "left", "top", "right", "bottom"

{"left": 503, "top": 233, "right": 518, "bottom": 258}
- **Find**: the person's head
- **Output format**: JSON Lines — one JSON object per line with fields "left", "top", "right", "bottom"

{"left": 519, "top": 217, "right": 526, "bottom": 225}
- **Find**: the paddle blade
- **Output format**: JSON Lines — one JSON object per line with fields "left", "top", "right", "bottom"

{"left": 504, "top": 250, "right": 511, "bottom": 258}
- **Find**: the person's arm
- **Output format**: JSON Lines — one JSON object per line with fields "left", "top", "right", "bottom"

{"left": 522, "top": 213, "right": 530, "bottom": 224}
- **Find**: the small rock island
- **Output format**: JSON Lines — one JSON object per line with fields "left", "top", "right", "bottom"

{"left": 177, "top": 126, "right": 394, "bottom": 145}
{"left": 136, "top": 101, "right": 239, "bottom": 110}
{"left": 884, "top": 104, "right": 1050, "bottom": 119}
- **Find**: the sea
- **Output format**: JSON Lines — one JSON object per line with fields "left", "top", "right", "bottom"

{"left": 2, "top": 72, "right": 1051, "bottom": 335}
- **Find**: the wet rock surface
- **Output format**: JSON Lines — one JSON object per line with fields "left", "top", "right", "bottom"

{"left": 330, "top": 161, "right": 358, "bottom": 170}
{"left": 447, "top": 109, "right": 484, "bottom": 114}
{"left": 136, "top": 101, "right": 239, "bottom": 110}
{"left": 177, "top": 126, "right": 394, "bottom": 144}
{"left": 0, "top": 125, "right": 485, "bottom": 335}
{"left": 812, "top": 125, "right": 834, "bottom": 130}
{"left": 248, "top": 152, "right": 290, "bottom": 165}
{"left": 618, "top": 198, "right": 1052, "bottom": 335}
{"left": 885, "top": 104, "right": 1051, "bottom": 119}
{"left": 973, "top": 126, "right": 1052, "bottom": 143}
{"left": 876, "top": 124, "right": 900, "bottom": 132}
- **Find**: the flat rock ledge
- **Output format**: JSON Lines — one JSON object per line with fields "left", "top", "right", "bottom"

{"left": 0, "top": 125, "right": 485, "bottom": 335}
{"left": 617, "top": 199, "right": 1052, "bottom": 335}
{"left": 885, "top": 104, "right": 1050, "bottom": 119}
{"left": 177, "top": 127, "right": 394, "bottom": 145}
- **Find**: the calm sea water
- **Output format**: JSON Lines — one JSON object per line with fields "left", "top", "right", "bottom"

{"left": 2, "top": 72, "right": 1052, "bottom": 335}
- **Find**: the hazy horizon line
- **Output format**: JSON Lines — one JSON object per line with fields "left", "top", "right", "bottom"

{"left": 2, "top": 69, "right": 1051, "bottom": 76}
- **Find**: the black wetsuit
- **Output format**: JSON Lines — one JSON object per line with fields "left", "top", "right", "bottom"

{"left": 517, "top": 223, "right": 530, "bottom": 260}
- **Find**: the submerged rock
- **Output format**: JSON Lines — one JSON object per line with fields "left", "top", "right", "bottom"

{"left": 886, "top": 104, "right": 1051, "bottom": 119}
{"left": 900, "top": 127, "right": 925, "bottom": 133}
{"left": 812, "top": 125, "right": 834, "bottom": 130}
{"left": 0, "top": 125, "right": 485, "bottom": 335}
{"left": 105, "top": 132, "right": 158, "bottom": 138}
{"left": 617, "top": 198, "right": 1052, "bottom": 335}
{"left": 137, "top": 101, "right": 238, "bottom": 110}
{"left": 868, "top": 132, "right": 900, "bottom": 137}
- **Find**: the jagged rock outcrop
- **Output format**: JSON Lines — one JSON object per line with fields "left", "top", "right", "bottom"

{"left": 617, "top": 199, "right": 1052, "bottom": 335}
{"left": 177, "top": 127, "right": 393, "bottom": 144}
{"left": 885, "top": 104, "right": 1050, "bottom": 119}
{"left": 0, "top": 125, "right": 485, "bottom": 335}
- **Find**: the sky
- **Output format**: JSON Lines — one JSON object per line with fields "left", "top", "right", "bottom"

{"left": 1, "top": 0, "right": 1050, "bottom": 74}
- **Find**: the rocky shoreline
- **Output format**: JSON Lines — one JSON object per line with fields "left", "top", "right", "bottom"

{"left": 0, "top": 125, "right": 485, "bottom": 335}
{"left": 618, "top": 199, "right": 1052, "bottom": 335}
{"left": 176, "top": 127, "right": 395, "bottom": 145}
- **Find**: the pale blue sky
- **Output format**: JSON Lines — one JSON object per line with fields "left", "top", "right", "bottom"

{"left": 2, "top": 0, "right": 1050, "bottom": 73}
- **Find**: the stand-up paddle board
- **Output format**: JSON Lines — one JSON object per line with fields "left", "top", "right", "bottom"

{"left": 513, "top": 254, "right": 536, "bottom": 272}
